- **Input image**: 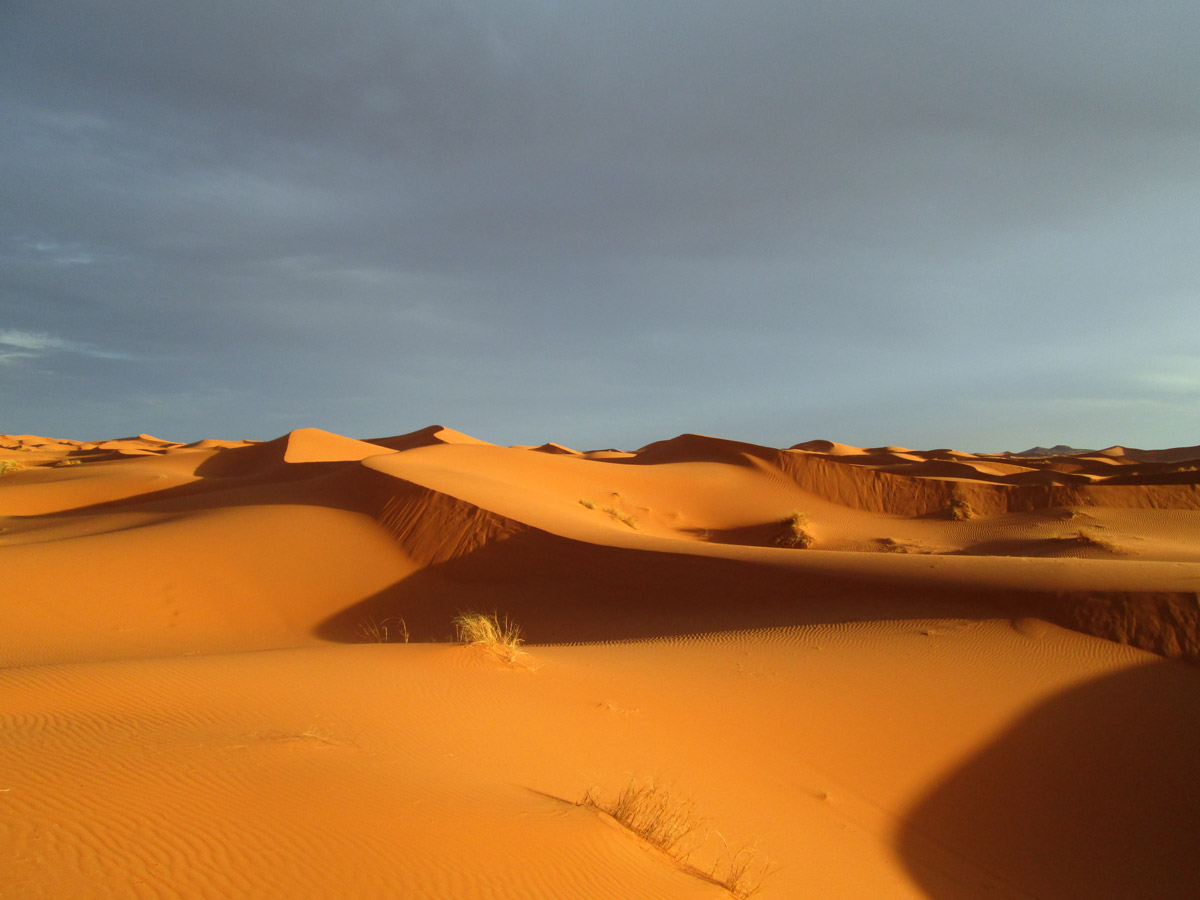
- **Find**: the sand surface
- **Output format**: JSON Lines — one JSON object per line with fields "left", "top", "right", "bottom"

{"left": 2, "top": 427, "right": 1199, "bottom": 899}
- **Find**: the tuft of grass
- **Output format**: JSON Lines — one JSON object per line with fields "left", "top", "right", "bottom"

{"left": 357, "top": 616, "right": 408, "bottom": 643}
{"left": 948, "top": 497, "right": 974, "bottom": 521}
{"left": 584, "top": 778, "right": 702, "bottom": 857}
{"left": 0, "top": 460, "right": 22, "bottom": 475}
{"left": 776, "top": 511, "right": 814, "bottom": 548}
{"left": 601, "top": 506, "right": 638, "bottom": 529}
{"left": 53, "top": 457, "right": 82, "bottom": 467}
{"left": 580, "top": 496, "right": 639, "bottom": 528}
{"left": 581, "top": 778, "right": 773, "bottom": 898}
{"left": 877, "top": 537, "right": 910, "bottom": 553}
{"left": 453, "top": 610, "right": 524, "bottom": 664}
{"left": 713, "top": 833, "right": 774, "bottom": 899}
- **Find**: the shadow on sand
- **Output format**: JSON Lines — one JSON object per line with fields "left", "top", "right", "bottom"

{"left": 315, "top": 525, "right": 1006, "bottom": 645}
{"left": 897, "top": 659, "right": 1200, "bottom": 900}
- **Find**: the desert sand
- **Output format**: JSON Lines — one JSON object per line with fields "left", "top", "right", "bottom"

{"left": 2, "top": 426, "right": 1198, "bottom": 899}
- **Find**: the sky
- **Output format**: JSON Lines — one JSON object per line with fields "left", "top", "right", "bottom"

{"left": 2, "top": 1, "right": 1198, "bottom": 452}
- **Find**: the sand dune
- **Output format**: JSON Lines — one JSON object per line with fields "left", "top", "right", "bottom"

{"left": 2, "top": 428, "right": 1198, "bottom": 898}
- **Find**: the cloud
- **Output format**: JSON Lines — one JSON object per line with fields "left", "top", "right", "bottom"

{"left": 0, "top": 329, "right": 132, "bottom": 364}
{"left": 0, "top": 329, "right": 73, "bottom": 352}
{"left": 0, "top": 2, "right": 1197, "bottom": 447}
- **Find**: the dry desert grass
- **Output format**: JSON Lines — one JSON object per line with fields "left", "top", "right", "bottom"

{"left": 579, "top": 497, "right": 639, "bottom": 529}
{"left": 949, "top": 497, "right": 975, "bottom": 520}
{"left": 356, "top": 616, "right": 409, "bottom": 643}
{"left": 581, "top": 777, "right": 772, "bottom": 898}
{"left": 775, "top": 511, "right": 814, "bottom": 548}
{"left": 453, "top": 610, "right": 524, "bottom": 664}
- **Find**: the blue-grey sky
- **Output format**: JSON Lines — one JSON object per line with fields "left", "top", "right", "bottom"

{"left": 3, "top": 1, "right": 1198, "bottom": 451}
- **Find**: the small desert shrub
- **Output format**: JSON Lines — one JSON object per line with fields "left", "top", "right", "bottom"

{"left": 582, "top": 778, "right": 772, "bottom": 898}
{"left": 601, "top": 506, "right": 638, "bottom": 529}
{"left": 0, "top": 460, "right": 22, "bottom": 475}
{"left": 584, "top": 778, "right": 702, "bottom": 857}
{"left": 54, "top": 457, "right": 82, "bottom": 467}
{"left": 357, "top": 616, "right": 408, "bottom": 643}
{"left": 776, "top": 511, "right": 814, "bottom": 548}
{"left": 580, "top": 496, "right": 638, "bottom": 528}
{"left": 453, "top": 610, "right": 524, "bottom": 663}
{"left": 716, "top": 835, "right": 773, "bottom": 899}
{"left": 877, "top": 537, "right": 909, "bottom": 553}
{"left": 948, "top": 497, "right": 974, "bottom": 520}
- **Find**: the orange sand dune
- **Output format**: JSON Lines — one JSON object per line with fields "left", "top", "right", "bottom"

{"left": 1090, "top": 443, "right": 1200, "bottom": 463}
{"left": 367, "top": 423, "right": 493, "bottom": 451}
{"left": 2, "top": 427, "right": 1198, "bottom": 899}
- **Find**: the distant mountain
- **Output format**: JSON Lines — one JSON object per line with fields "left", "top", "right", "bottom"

{"left": 1008, "top": 445, "right": 1095, "bottom": 458}
{"left": 1004, "top": 444, "right": 1200, "bottom": 462}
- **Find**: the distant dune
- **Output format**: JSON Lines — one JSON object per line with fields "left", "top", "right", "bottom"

{"left": 2, "top": 426, "right": 1198, "bottom": 899}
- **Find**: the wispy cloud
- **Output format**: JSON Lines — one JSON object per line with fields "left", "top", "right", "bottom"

{"left": 0, "top": 329, "right": 74, "bottom": 351}
{"left": 2, "top": 235, "right": 99, "bottom": 266}
{"left": 0, "top": 329, "right": 132, "bottom": 364}
{"left": 1135, "top": 356, "right": 1200, "bottom": 395}
{"left": 25, "top": 240, "right": 97, "bottom": 265}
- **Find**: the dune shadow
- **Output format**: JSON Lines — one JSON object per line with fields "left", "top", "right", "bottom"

{"left": 679, "top": 521, "right": 787, "bottom": 548}
{"left": 950, "top": 536, "right": 1119, "bottom": 558}
{"left": 315, "top": 527, "right": 1008, "bottom": 645}
{"left": 897, "top": 659, "right": 1200, "bottom": 900}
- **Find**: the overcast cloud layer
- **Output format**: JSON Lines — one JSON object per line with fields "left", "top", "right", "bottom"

{"left": 2, "top": 1, "right": 1198, "bottom": 450}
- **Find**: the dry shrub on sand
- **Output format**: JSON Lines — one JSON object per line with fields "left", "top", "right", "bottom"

{"left": 453, "top": 611, "right": 524, "bottom": 664}
{"left": 715, "top": 835, "right": 775, "bottom": 900}
{"left": 0, "top": 460, "right": 22, "bottom": 475}
{"left": 948, "top": 497, "right": 974, "bottom": 520}
{"left": 584, "top": 778, "right": 702, "bottom": 857}
{"left": 601, "top": 506, "right": 639, "bottom": 529}
{"left": 776, "top": 511, "right": 814, "bottom": 548}
{"left": 357, "top": 616, "right": 408, "bottom": 643}
{"left": 580, "top": 497, "right": 638, "bottom": 528}
{"left": 582, "top": 778, "right": 773, "bottom": 898}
